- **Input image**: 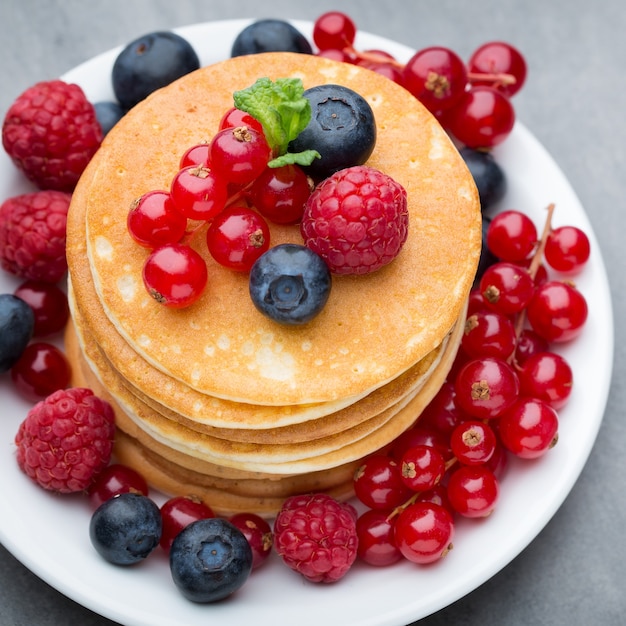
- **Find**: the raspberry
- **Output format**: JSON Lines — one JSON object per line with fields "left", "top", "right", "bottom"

{"left": 0, "top": 190, "right": 71, "bottom": 283}
{"left": 273, "top": 493, "right": 358, "bottom": 583}
{"left": 300, "top": 165, "right": 409, "bottom": 275}
{"left": 14, "top": 387, "right": 116, "bottom": 493}
{"left": 2, "top": 79, "right": 102, "bottom": 191}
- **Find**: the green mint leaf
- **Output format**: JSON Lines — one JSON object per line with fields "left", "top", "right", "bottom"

{"left": 268, "top": 149, "right": 321, "bottom": 168}
{"left": 233, "top": 77, "right": 312, "bottom": 156}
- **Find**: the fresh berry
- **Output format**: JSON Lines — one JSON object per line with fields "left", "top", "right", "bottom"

{"left": 14, "top": 387, "right": 115, "bottom": 493}
{"left": 355, "top": 508, "right": 402, "bottom": 567}
{"left": 170, "top": 518, "right": 253, "bottom": 603}
{"left": 479, "top": 261, "right": 535, "bottom": 315}
{"left": 231, "top": 19, "right": 313, "bottom": 56}
{"left": 313, "top": 12, "right": 357, "bottom": 51}
{"left": 90, "top": 492, "right": 162, "bottom": 565}
{"left": 127, "top": 190, "right": 187, "bottom": 248}
{"left": 459, "top": 147, "right": 507, "bottom": 211}
{"left": 462, "top": 309, "right": 516, "bottom": 361}
{"left": 447, "top": 464, "right": 499, "bottom": 518}
{"left": 301, "top": 165, "right": 408, "bottom": 275}
{"left": 179, "top": 142, "right": 210, "bottom": 169}
{"left": 486, "top": 209, "right": 538, "bottom": 262}
{"left": 2, "top": 80, "right": 103, "bottom": 191}
{"left": 273, "top": 493, "right": 358, "bottom": 583}
{"left": 159, "top": 495, "right": 215, "bottom": 552}
{"left": 249, "top": 243, "right": 331, "bottom": 325}
{"left": 10, "top": 342, "right": 72, "bottom": 402}
{"left": 0, "top": 190, "right": 71, "bottom": 282}
{"left": 218, "top": 107, "right": 264, "bottom": 134}
{"left": 112, "top": 31, "right": 200, "bottom": 110}
{"left": 289, "top": 84, "right": 376, "bottom": 179}
{"left": 88, "top": 463, "right": 150, "bottom": 509}
{"left": 353, "top": 454, "right": 413, "bottom": 510}
{"left": 0, "top": 293, "right": 34, "bottom": 372}
{"left": 93, "top": 101, "right": 125, "bottom": 136}
{"left": 229, "top": 512, "right": 273, "bottom": 570}
{"left": 468, "top": 41, "right": 527, "bottom": 98}
{"left": 169, "top": 165, "right": 228, "bottom": 220}
{"left": 449, "top": 419, "right": 497, "bottom": 465}
{"left": 206, "top": 205, "right": 270, "bottom": 272}
{"left": 400, "top": 445, "right": 447, "bottom": 492}
{"left": 544, "top": 225, "right": 591, "bottom": 274}
{"left": 142, "top": 243, "right": 208, "bottom": 308}
{"left": 518, "top": 351, "right": 573, "bottom": 409}
{"left": 13, "top": 280, "right": 69, "bottom": 336}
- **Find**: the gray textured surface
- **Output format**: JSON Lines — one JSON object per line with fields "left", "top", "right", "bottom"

{"left": 1, "top": 1, "right": 624, "bottom": 624}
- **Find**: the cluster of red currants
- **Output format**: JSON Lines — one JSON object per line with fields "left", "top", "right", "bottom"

{"left": 312, "top": 11, "right": 526, "bottom": 149}
{"left": 353, "top": 204, "right": 590, "bottom": 567}
{"left": 127, "top": 107, "right": 312, "bottom": 308}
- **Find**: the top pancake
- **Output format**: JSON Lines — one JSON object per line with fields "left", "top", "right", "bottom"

{"left": 68, "top": 52, "right": 480, "bottom": 406}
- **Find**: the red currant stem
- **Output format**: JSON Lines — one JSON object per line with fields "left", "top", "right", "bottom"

{"left": 342, "top": 45, "right": 405, "bottom": 68}
{"left": 467, "top": 70, "right": 517, "bottom": 87}
{"left": 512, "top": 202, "right": 556, "bottom": 343}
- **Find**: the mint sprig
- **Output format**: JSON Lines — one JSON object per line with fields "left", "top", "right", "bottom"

{"left": 233, "top": 77, "right": 320, "bottom": 168}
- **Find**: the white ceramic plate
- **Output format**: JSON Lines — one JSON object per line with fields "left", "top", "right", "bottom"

{"left": 0, "top": 19, "right": 614, "bottom": 626}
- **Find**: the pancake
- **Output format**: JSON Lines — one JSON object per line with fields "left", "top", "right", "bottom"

{"left": 67, "top": 52, "right": 481, "bottom": 408}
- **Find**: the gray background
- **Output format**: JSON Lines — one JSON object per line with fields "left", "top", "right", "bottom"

{"left": 1, "top": 1, "right": 624, "bottom": 624}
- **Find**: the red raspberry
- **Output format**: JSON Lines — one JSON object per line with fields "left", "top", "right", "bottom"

{"left": 0, "top": 190, "right": 71, "bottom": 283}
{"left": 2, "top": 79, "right": 102, "bottom": 191}
{"left": 14, "top": 387, "right": 116, "bottom": 493}
{"left": 300, "top": 165, "right": 409, "bottom": 275}
{"left": 273, "top": 493, "right": 358, "bottom": 583}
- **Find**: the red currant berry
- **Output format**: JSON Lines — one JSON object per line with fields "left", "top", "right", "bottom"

{"left": 179, "top": 142, "right": 210, "bottom": 169}
{"left": 468, "top": 41, "right": 527, "bottom": 97}
{"left": 467, "top": 288, "right": 491, "bottom": 317}
{"left": 142, "top": 243, "right": 208, "bottom": 308}
{"left": 219, "top": 106, "right": 264, "bottom": 134}
{"left": 479, "top": 262, "right": 535, "bottom": 315}
{"left": 447, "top": 86, "right": 516, "bottom": 148}
{"left": 419, "top": 381, "right": 469, "bottom": 436}
{"left": 356, "top": 509, "right": 402, "bottom": 567}
{"left": 526, "top": 280, "right": 588, "bottom": 342}
{"left": 414, "top": 484, "right": 454, "bottom": 517}
{"left": 249, "top": 164, "right": 311, "bottom": 225}
{"left": 87, "top": 464, "right": 149, "bottom": 509}
{"left": 486, "top": 209, "right": 537, "bottom": 262}
{"left": 390, "top": 426, "right": 453, "bottom": 463}
{"left": 313, "top": 11, "right": 357, "bottom": 51}
{"left": 353, "top": 455, "right": 413, "bottom": 510}
{"left": 518, "top": 351, "right": 573, "bottom": 409}
{"left": 514, "top": 328, "right": 550, "bottom": 365}
{"left": 454, "top": 357, "right": 520, "bottom": 419}
{"left": 447, "top": 465, "right": 499, "bottom": 518}
{"left": 208, "top": 126, "right": 271, "bottom": 187}
{"left": 544, "top": 225, "right": 591, "bottom": 275}
{"left": 229, "top": 512, "right": 273, "bottom": 570}
{"left": 13, "top": 280, "right": 69, "bottom": 337}
{"left": 170, "top": 165, "right": 228, "bottom": 221}
{"left": 403, "top": 46, "right": 468, "bottom": 114}
{"left": 11, "top": 342, "right": 71, "bottom": 402}
{"left": 400, "top": 444, "right": 446, "bottom": 492}
{"left": 498, "top": 397, "right": 559, "bottom": 459}
{"left": 462, "top": 309, "right": 516, "bottom": 360}
{"left": 450, "top": 420, "right": 497, "bottom": 465}
{"left": 206, "top": 206, "right": 270, "bottom": 272}
{"left": 484, "top": 440, "right": 509, "bottom": 479}
{"left": 316, "top": 48, "right": 354, "bottom": 63}
{"left": 160, "top": 495, "right": 215, "bottom": 551}
{"left": 127, "top": 191, "right": 187, "bottom": 248}
{"left": 394, "top": 502, "right": 455, "bottom": 564}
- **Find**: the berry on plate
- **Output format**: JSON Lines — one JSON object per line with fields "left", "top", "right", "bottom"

{"left": 2, "top": 80, "right": 103, "bottom": 191}
{"left": 0, "top": 190, "right": 71, "bottom": 283}
{"left": 0, "top": 293, "right": 35, "bottom": 372}
{"left": 14, "top": 387, "right": 115, "bottom": 493}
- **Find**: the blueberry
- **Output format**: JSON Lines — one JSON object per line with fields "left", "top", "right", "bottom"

{"left": 231, "top": 19, "right": 313, "bottom": 57}
{"left": 0, "top": 294, "right": 34, "bottom": 373}
{"left": 169, "top": 518, "right": 253, "bottom": 603}
{"left": 249, "top": 244, "right": 332, "bottom": 325}
{"left": 459, "top": 147, "right": 507, "bottom": 213}
{"left": 289, "top": 84, "right": 376, "bottom": 180}
{"left": 474, "top": 215, "right": 498, "bottom": 286}
{"left": 89, "top": 493, "right": 162, "bottom": 565}
{"left": 93, "top": 101, "right": 126, "bottom": 136}
{"left": 112, "top": 31, "right": 200, "bottom": 110}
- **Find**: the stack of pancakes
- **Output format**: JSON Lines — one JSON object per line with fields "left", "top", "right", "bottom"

{"left": 65, "top": 52, "right": 481, "bottom": 517}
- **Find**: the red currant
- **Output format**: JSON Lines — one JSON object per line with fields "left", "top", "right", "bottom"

{"left": 449, "top": 420, "right": 497, "bottom": 465}
{"left": 353, "top": 455, "right": 413, "bottom": 510}
{"left": 229, "top": 512, "right": 273, "bottom": 570}
{"left": 170, "top": 165, "right": 228, "bottom": 220}
{"left": 468, "top": 41, "right": 527, "bottom": 97}
{"left": 206, "top": 206, "right": 270, "bottom": 272}
{"left": 419, "top": 381, "right": 469, "bottom": 436}
{"left": 479, "top": 262, "right": 535, "bottom": 315}
{"left": 462, "top": 309, "right": 516, "bottom": 360}
{"left": 313, "top": 11, "right": 357, "bottom": 51}
{"left": 10, "top": 342, "right": 71, "bottom": 402}
{"left": 454, "top": 357, "right": 520, "bottom": 419}
{"left": 525, "top": 280, "right": 588, "bottom": 342}
{"left": 518, "top": 351, "right": 573, "bottom": 409}
{"left": 179, "top": 142, "right": 210, "bottom": 169}
{"left": 355, "top": 509, "right": 402, "bottom": 567}
{"left": 400, "top": 445, "right": 446, "bottom": 492}
{"left": 544, "top": 225, "right": 591, "bottom": 274}
{"left": 127, "top": 190, "right": 187, "bottom": 248}
{"left": 498, "top": 397, "right": 559, "bottom": 459}
{"left": 486, "top": 209, "right": 537, "bottom": 262}
{"left": 414, "top": 484, "right": 454, "bottom": 517}
{"left": 142, "top": 243, "right": 208, "bottom": 308}
{"left": 160, "top": 495, "right": 215, "bottom": 551}
{"left": 13, "top": 280, "right": 69, "bottom": 337}
{"left": 218, "top": 106, "right": 264, "bottom": 134}
{"left": 394, "top": 502, "right": 455, "bottom": 564}
{"left": 514, "top": 328, "right": 550, "bottom": 365}
{"left": 87, "top": 464, "right": 149, "bottom": 509}
{"left": 447, "top": 465, "right": 499, "bottom": 518}
{"left": 390, "top": 426, "right": 453, "bottom": 463}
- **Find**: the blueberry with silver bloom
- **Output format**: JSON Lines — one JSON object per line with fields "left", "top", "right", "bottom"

{"left": 459, "top": 147, "right": 507, "bottom": 212}
{"left": 0, "top": 294, "right": 34, "bottom": 372}
{"left": 231, "top": 19, "right": 313, "bottom": 56}
{"left": 249, "top": 244, "right": 332, "bottom": 325}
